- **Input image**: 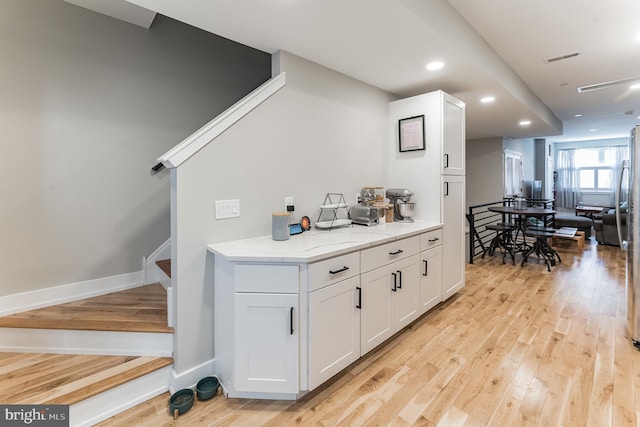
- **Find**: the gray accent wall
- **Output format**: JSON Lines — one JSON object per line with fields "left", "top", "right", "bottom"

{"left": 466, "top": 137, "right": 537, "bottom": 207}
{"left": 466, "top": 137, "right": 505, "bottom": 208}
{"left": 0, "top": 0, "right": 271, "bottom": 296}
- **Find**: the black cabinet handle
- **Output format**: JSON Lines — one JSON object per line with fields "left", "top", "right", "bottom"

{"left": 290, "top": 307, "right": 294, "bottom": 335}
{"left": 444, "top": 182, "right": 449, "bottom": 196}
{"left": 428, "top": 237, "right": 440, "bottom": 242}
{"left": 329, "top": 266, "right": 349, "bottom": 275}
{"left": 397, "top": 270, "right": 402, "bottom": 289}
{"left": 391, "top": 272, "right": 397, "bottom": 291}
{"left": 444, "top": 153, "right": 449, "bottom": 168}
{"left": 356, "top": 286, "right": 362, "bottom": 309}
{"left": 423, "top": 260, "right": 428, "bottom": 276}
{"left": 389, "top": 249, "right": 404, "bottom": 256}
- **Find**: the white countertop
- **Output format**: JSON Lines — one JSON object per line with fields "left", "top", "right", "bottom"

{"left": 207, "top": 220, "right": 442, "bottom": 263}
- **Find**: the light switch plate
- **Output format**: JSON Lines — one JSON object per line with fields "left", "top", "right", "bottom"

{"left": 215, "top": 199, "right": 240, "bottom": 219}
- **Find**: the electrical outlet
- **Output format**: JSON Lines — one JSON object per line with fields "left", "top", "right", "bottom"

{"left": 215, "top": 199, "right": 240, "bottom": 219}
{"left": 284, "top": 196, "right": 294, "bottom": 211}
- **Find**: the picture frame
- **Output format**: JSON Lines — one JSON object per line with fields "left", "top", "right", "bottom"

{"left": 398, "top": 115, "right": 425, "bottom": 152}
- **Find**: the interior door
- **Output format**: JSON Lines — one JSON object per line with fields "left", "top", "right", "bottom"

{"left": 504, "top": 150, "right": 523, "bottom": 197}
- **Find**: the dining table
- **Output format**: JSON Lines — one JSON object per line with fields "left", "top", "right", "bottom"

{"left": 487, "top": 205, "right": 560, "bottom": 270}
{"left": 488, "top": 206, "right": 557, "bottom": 226}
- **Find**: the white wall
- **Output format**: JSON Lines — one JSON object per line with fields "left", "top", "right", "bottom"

{"left": 387, "top": 92, "right": 443, "bottom": 222}
{"left": 0, "top": 0, "right": 271, "bottom": 296}
{"left": 170, "top": 51, "right": 394, "bottom": 375}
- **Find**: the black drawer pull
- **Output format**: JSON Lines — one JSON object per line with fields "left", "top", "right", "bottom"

{"left": 290, "top": 307, "right": 294, "bottom": 335}
{"left": 329, "top": 266, "right": 349, "bottom": 275}
{"left": 391, "top": 272, "right": 397, "bottom": 291}
{"left": 397, "top": 270, "right": 402, "bottom": 289}
{"left": 428, "top": 237, "right": 440, "bottom": 242}
{"left": 444, "top": 153, "right": 449, "bottom": 168}
{"left": 356, "top": 286, "right": 362, "bottom": 309}
{"left": 389, "top": 249, "right": 404, "bottom": 256}
{"left": 423, "top": 260, "right": 428, "bottom": 276}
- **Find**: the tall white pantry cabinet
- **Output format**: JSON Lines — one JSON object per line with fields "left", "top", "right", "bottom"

{"left": 388, "top": 90, "right": 465, "bottom": 300}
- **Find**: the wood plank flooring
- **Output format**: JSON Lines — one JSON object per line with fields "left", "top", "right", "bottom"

{"left": 0, "top": 353, "right": 173, "bottom": 405}
{"left": 102, "top": 239, "right": 635, "bottom": 426}
{"left": 157, "top": 259, "right": 172, "bottom": 278}
{"left": 0, "top": 283, "right": 172, "bottom": 333}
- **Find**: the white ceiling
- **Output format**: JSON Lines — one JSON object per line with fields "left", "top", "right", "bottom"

{"left": 64, "top": 0, "right": 156, "bottom": 28}
{"left": 118, "top": 0, "right": 640, "bottom": 142}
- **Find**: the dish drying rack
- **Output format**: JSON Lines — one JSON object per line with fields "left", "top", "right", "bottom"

{"left": 316, "top": 193, "right": 352, "bottom": 230}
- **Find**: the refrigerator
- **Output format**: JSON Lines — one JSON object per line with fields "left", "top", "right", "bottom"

{"left": 623, "top": 125, "right": 640, "bottom": 348}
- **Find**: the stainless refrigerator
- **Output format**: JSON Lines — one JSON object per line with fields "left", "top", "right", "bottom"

{"left": 622, "top": 125, "right": 640, "bottom": 348}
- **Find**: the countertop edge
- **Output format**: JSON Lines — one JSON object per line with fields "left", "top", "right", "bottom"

{"left": 207, "top": 221, "right": 443, "bottom": 263}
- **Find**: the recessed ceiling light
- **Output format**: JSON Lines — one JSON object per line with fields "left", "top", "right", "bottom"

{"left": 426, "top": 61, "right": 444, "bottom": 71}
{"left": 480, "top": 96, "right": 495, "bottom": 103}
{"left": 574, "top": 114, "right": 582, "bottom": 117}
{"left": 589, "top": 128, "right": 597, "bottom": 132}
{"left": 519, "top": 120, "right": 531, "bottom": 126}
{"left": 631, "top": 83, "right": 640, "bottom": 90}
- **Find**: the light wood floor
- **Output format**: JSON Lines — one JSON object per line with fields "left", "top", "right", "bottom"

{"left": 99, "top": 239, "right": 635, "bottom": 426}
{"left": 0, "top": 353, "right": 173, "bottom": 405}
{"left": 0, "top": 283, "right": 172, "bottom": 333}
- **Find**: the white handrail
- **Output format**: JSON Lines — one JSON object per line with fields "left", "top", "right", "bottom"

{"left": 157, "top": 72, "right": 286, "bottom": 169}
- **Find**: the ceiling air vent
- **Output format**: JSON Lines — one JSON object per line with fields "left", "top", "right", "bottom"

{"left": 545, "top": 52, "right": 580, "bottom": 63}
{"left": 578, "top": 77, "right": 640, "bottom": 93}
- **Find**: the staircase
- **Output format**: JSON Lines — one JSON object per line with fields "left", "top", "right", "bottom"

{"left": 0, "top": 261, "right": 174, "bottom": 427}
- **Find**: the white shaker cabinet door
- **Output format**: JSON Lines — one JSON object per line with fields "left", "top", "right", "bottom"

{"left": 441, "top": 93, "right": 465, "bottom": 176}
{"left": 391, "top": 254, "right": 421, "bottom": 331}
{"left": 360, "top": 265, "right": 395, "bottom": 356}
{"left": 442, "top": 175, "right": 465, "bottom": 299}
{"left": 234, "top": 293, "right": 299, "bottom": 394}
{"left": 308, "top": 276, "right": 361, "bottom": 390}
{"left": 420, "top": 246, "right": 443, "bottom": 314}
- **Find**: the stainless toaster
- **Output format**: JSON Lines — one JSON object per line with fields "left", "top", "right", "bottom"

{"left": 350, "top": 204, "right": 379, "bottom": 226}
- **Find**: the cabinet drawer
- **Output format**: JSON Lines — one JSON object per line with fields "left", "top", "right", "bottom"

{"left": 361, "top": 236, "right": 419, "bottom": 273}
{"left": 308, "top": 252, "right": 360, "bottom": 292}
{"left": 235, "top": 264, "right": 299, "bottom": 293}
{"left": 420, "top": 229, "right": 443, "bottom": 251}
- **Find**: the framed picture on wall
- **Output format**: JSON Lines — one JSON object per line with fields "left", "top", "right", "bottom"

{"left": 398, "top": 115, "right": 425, "bottom": 152}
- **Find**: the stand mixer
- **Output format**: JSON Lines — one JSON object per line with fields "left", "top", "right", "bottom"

{"left": 385, "top": 188, "right": 415, "bottom": 222}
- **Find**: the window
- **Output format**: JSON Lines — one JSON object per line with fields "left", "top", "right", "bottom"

{"left": 555, "top": 144, "right": 628, "bottom": 209}
{"left": 570, "top": 147, "right": 625, "bottom": 191}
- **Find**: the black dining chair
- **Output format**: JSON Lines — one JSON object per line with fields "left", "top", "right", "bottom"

{"left": 482, "top": 223, "right": 516, "bottom": 265}
{"left": 521, "top": 228, "right": 562, "bottom": 271}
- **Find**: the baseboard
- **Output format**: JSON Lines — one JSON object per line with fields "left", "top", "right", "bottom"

{"left": 170, "top": 358, "right": 215, "bottom": 394}
{"left": 0, "top": 328, "right": 173, "bottom": 357}
{"left": 71, "top": 365, "right": 172, "bottom": 427}
{"left": 144, "top": 238, "right": 171, "bottom": 287}
{"left": 0, "top": 271, "right": 143, "bottom": 317}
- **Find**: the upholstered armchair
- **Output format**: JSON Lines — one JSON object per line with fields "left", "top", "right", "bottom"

{"left": 594, "top": 208, "right": 628, "bottom": 246}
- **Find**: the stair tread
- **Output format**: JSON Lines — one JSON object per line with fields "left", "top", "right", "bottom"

{"left": 0, "top": 283, "right": 173, "bottom": 333}
{"left": 0, "top": 352, "right": 173, "bottom": 405}
{"left": 156, "top": 259, "right": 171, "bottom": 278}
